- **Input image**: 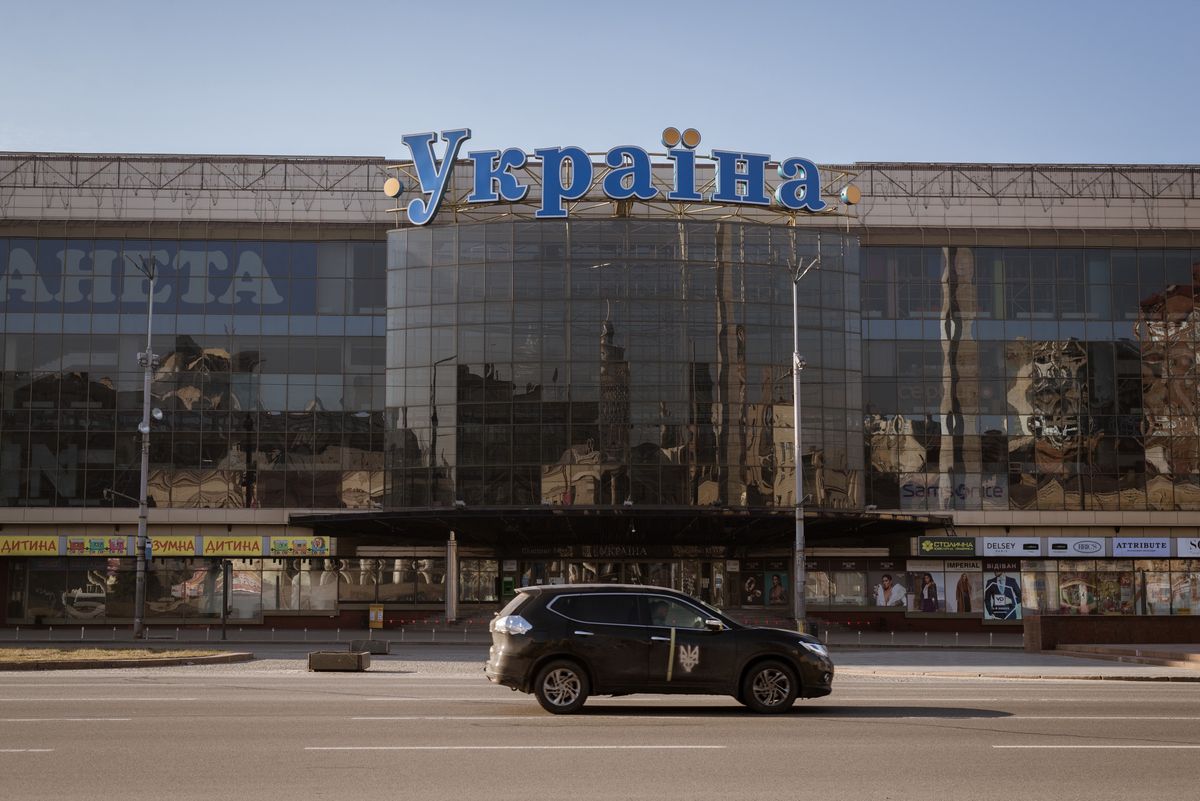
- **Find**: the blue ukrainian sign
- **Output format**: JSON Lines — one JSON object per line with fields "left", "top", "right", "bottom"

{"left": 395, "top": 127, "right": 828, "bottom": 226}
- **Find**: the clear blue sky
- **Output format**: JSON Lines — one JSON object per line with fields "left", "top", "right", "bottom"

{"left": 2, "top": 0, "right": 1197, "bottom": 164}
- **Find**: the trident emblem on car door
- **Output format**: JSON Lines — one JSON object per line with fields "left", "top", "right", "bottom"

{"left": 678, "top": 644, "right": 700, "bottom": 673}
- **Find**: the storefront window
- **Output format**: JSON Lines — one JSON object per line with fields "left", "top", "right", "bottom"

{"left": 460, "top": 559, "right": 498, "bottom": 603}
{"left": 378, "top": 559, "right": 417, "bottom": 603}
{"left": 1134, "top": 560, "right": 1172, "bottom": 615}
{"left": 414, "top": 558, "right": 445, "bottom": 603}
{"left": 1095, "top": 560, "right": 1135, "bottom": 615}
{"left": 1171, "top": 560, "right": 1200, "bottom": 614}
{"left": 337, "top": 558, "right": 379, "bottom": 603}
{"left": 147, "top": 559, "right": 220, "bottom": 619}
{"left": 832, "top": 571, "right": 868, "bottom": 606}
{"left": 1058, "top": 561, "right": 1097, "bottom": 614}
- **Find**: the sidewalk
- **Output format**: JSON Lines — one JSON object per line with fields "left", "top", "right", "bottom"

{"left": 0, "top": 624, "right": 1022, "bottom": 649}
{"left": 2, "top": 626, "right": 1197, "bottom": 681}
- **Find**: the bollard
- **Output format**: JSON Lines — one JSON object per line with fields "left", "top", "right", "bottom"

{"left": 432, "top": 627, "right": 436, "bottom": 643}
{"left": 890, "top": 631, "right": 895, "bottom": 646}
{"left": 81, "top": 626, "right": 85, "bottom": 641}
{"left": 112, "top": 626, "right": 116, "bottom": 641}
{"left": 176, "top": 627, "right": 180, "bottom": 641}
{"left": 336, "top": 628, "right": 340, "bottom": 642}
{"left": 924, "top": 632, "right": 928, "bottom": 647}
{"left": 989, "top": 632, "right": 993, "bottom": 647}
{"left": 463, "top": 628, "right": 467, "bottom": 642}
{"left": 271, "top": 627, "right": 275, "bottom": 641}
{"left": 955, "top": 632, "right": 959, "bottom": 646}
{"left": 823, "top": 628, "right": 829, "bottom": 645}
{"left": 49, "top": 626, "right": 53, "bottom": 641}
{"left": 857, "top": 631, "right": 861, "bottom": 646}
{"left": 304, "top": 628, "right": 308, "bottom": 642}
{"left": 15, "top": 626, "right": 19, "bottom": 642}
{"left": 206, "top": 627, "right": 211, "bottom": 642}
{"left": 401, "top": 628, "right": 405, "bottom": 643}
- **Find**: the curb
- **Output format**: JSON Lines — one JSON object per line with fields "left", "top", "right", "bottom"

{"left": 837, "top": 668, "right": 1200, "bottom": 683}
{"left": 0, "top": 651, "right": 254, "bottom": 671}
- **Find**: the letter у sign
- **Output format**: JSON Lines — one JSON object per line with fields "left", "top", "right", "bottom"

{"left": 394, "top": 127, "right": 829, "bottom": 225}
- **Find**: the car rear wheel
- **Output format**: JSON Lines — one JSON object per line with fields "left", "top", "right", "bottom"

{"left": 740, "top": 660, "right": 798, "bottom": 714}
{"left": 533, "top": 659, "right": 590, "bottom": 714}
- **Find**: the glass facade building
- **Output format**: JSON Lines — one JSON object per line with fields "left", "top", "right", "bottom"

{"left": 2, "top": 152, "right": 1200, "bottom": 629}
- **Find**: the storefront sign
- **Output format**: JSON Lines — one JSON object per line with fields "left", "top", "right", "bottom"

{"left": 65, "top": 536, "right": 131, "bottom": 556}
{"left": 917, "top": 537, "right": 976, "bottom": 557}
{"left": 1048, "top": 537, "right": 1106, "bottom": 557}
{"left": 1113, "top": 538, "right": 1170, "bottom": 557}
{"left": 945, "top": 560, "right": 982, "bottom": 571}
{"left": 268, "top": 536, "right": 329, "bottom": 557}
{"left": 0, "top": 535, "right": 61, "bottom": 556}
{"left": 1177, "top": 538, "right": 1200, "bottom": 558}
{"left": 982, "top": 537, "right": 1042, "bottom": 557}
{"left": 397, "top": 128, "right": 827, "bottom": 225}
{"left": 202, "top": 536, "right": 264, "bottom": 557}
{"left": 151, "top": 536, "right": 199, "bottom": 557}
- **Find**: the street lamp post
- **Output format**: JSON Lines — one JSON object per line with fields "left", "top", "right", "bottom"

{"left": 129, "top": 256, "right": 159, "bottom": 640}
{"left": 790, "top": 237, "right": 820, "bottom": 635}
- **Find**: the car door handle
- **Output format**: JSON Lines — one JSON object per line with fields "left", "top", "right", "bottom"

{"left": 573, "top": 630, "right": 594, "bottom": 637}
{"left": 650, "top": 636, "right": 671, "bottom": 642}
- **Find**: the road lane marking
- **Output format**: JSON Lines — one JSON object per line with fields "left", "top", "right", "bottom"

{"left": 0, "top": 698, "right": 196, "bottom": 703}
{"left": 995, "top": 745, "right": 1200, "bottom": 749}
{"left": 1, "top": 718, "right": 131, "bottom": 722}
{"left": 0, "top": 749, "right": 54, "bottom": 753}
{"left": 306, "top": 745, "right": 727, "bottom": 751}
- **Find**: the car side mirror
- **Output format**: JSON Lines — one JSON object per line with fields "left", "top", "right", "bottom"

{"left": 704, "top": 619, "right": 724, "bottom": 631}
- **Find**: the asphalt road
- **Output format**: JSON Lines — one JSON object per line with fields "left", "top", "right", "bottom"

{"left": 1, "top": 646, "right": 1198, "bottom": 801}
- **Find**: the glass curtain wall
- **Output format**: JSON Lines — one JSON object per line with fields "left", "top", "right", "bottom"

{"left": 862, "top": 246, "right": 1200, "bottom": 512}
{"left": 385, "top": 221, "right": 862, "bottom": 511}
{"left": 0, "top": 238, "right": 387, "bottom": 509}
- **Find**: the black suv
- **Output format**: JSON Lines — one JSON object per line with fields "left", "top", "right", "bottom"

{"left": 484, "top": 584, "right": 833, "bottom": 714}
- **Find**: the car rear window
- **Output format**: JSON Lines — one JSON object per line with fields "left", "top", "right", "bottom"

{"left": 551, "top": 594, "right": 641, "bottom": 626}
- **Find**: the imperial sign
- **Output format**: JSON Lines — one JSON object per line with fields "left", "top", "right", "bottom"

{"left": 396, "top": 128, "right": 828, "bottom": 225}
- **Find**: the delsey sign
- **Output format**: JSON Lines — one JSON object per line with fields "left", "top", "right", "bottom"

{"left": 396, "top": 127, "right": 828, "bottom": 225}
{"left": 982, "top": 537, "right": 1042, "bottom": 557}
{"left": 1048, "top": 537, "right": 1106, "bottom": 557}
{"left": 917, "top": 537, "right": 977, "bottom": 556}
{"left": 1112, "top": 538, "right": 1170, "bottom": 557}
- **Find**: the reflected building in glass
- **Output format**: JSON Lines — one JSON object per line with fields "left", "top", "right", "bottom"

{"left": 2, "top": 150, "right": 1200, "bottom": 630}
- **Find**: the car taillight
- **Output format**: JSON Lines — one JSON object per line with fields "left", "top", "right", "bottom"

{"left": 491, "top": 615, "right": 533, "bottom": 635}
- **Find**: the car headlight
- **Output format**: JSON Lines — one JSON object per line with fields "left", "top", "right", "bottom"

{"left": 798, "top": 640, "right": 828, "bottom": 658}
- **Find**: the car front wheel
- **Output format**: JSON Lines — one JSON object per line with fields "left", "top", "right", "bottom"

{"left": 533, "top": 659, "right": 590, "bottom": 714}
{"left": 740, "top": 660, "right": 798, "bottom": 713}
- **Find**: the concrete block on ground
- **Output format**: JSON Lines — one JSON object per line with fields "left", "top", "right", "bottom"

{"left": 308, "top": 651, "right": 370, "bottom": 672}
{"left": 350, "top": 639, "right": 389, "bottom": 655}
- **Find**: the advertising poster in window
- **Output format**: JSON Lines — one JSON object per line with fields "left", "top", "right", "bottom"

{"left": 905, "top": 561, "right": 944, "bottom": 613}
{"left": 983, "top": 560, "right": 1022, "bottom": 621}
{"left": 1170, "top": 561, "right": 1199, "bottom": 615}
{"left": 765, "top": 570, "right": 789, "bottom": 606}
{"left": 868, "top": 562, "right": 908, "bottom": 608}
{"left": 741, "top": 561, "right": 765, "bottom": 606}
{"left": 943, "top": 560, "right": 982, "bottom": 614}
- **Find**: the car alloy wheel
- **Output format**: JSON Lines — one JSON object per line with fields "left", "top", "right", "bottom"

{"left": 741, "top": 660, "right": 798, "bottom": 713}
{"left": 533, "top": 660, "right": 590, "bottom": 714}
